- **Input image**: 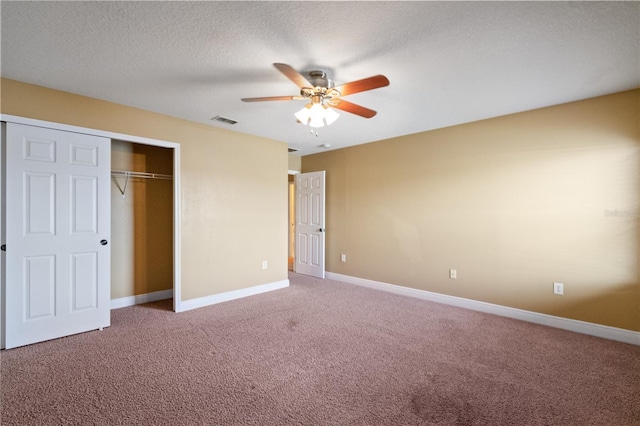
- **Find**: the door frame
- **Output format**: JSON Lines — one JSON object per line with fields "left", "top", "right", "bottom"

{"left": 0, "top": 114, "right": 182, "bottom": 346}
{"left": 288, "top": 171, "right": 299, "bottom": 269}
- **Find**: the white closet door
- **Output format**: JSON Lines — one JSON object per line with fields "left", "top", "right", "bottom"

{"left": 4, "top": 123, "right": 110, "bottom": 349}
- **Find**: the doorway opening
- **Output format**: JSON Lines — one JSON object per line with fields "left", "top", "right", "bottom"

{"left": 111, "top": 141, "right": 174, "bottom": 309}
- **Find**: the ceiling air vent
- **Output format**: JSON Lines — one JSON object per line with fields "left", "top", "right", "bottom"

{"left": 288, "top": 148, "right": 299, "bottom": 153}
{"left": 211, "top": 115, "right": 238, "bottom": 125}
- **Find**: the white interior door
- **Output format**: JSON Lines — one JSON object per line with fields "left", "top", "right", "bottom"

{"left": 295, "top": 171, "right": 325, "bottom": 278}
{"left": 3, "top": 123, "right": 110, "bottom": 349}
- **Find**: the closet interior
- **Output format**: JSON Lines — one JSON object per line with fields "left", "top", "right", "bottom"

{"left": 111, "top": 140, "right": 174, "bottom": 302}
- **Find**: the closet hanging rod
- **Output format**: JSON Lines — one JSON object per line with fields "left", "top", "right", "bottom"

{"left": 111, "top": 170, "right": 173, "bottom": 180}
{"left": 111, "top": 170, "right": 173, "bottom": 198}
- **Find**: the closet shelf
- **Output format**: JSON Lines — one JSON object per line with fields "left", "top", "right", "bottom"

{"left": 111, "top": 170, "right": 173, "bottom": 197}
{"left": 111, "top": 170, "right": 173, "bottom": 180}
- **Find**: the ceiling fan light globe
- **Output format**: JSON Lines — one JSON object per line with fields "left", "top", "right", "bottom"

{"left": 294, "top": 106, "right": 311, "bottom": 124}
{"left": 308, "top": 102, "right": 325, "bottom": 118}
{"left": 307, "top": 103, "right": 328, "bottom": 128}
{"left": 308, "top": 116, "right": 325, "bottom": 128}
{"left": 324, "top": 107, "right": 340, "bottom": 126}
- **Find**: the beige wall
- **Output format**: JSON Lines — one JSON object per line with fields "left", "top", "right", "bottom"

{"left": 111, "top": 140, "right": 173, "bottom": 299}
{"left": 303, "top": 90, "right": 640, "bottom": 332}
{"left": 288, "top": 154, "right": 301, "bottom": 172}
{"left": 1, "top": 78, "right": 288, "bottom": 302}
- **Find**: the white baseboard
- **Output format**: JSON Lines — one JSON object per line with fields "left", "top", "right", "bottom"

{"left": 111, "top": 289, "right": 173, "bottom": 310}
{"left": 177, "top": 279, "right": 289, "bottom": 313}
{"left": 326, "top": 272, "right": 640, "bottom": 346}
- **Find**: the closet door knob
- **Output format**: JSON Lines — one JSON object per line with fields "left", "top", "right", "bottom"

{"left": 100, "top": 239, "right": 108, "bottom": 246}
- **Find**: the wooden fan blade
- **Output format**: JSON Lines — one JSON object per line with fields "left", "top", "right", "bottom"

{"left": 274, "top": 63, "right": 312, "bottom": 88}
{"left": 332, "top": 99, "right": 377, "bottom": 118}
{"left": 241, "top": 95, "right": 297, "bottom": 102}
{"left": 333, "top": 75, "right": 389, "bottom": 96}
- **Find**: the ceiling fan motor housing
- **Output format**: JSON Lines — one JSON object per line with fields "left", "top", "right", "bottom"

{"left": 300, "top": 70, "right": 341, "bottom": 102}
{"left": 307, "top": 70, "right": 334, "bottom": 89}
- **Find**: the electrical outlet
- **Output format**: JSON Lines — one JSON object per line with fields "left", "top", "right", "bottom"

{"left": 553, "top": 282, "right": 564, "bottom": 295}
{"left": 449, "top": 269, "right": 457, "bottom": 279}
{"left": 341, "top": 254, "right": 347, "bottom": 262}
{"left": 262, "top": 261, "right": 268, "bottom": 270}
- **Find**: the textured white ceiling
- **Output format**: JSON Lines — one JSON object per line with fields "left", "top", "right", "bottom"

{"left": 1, "top": 1, "right": 639, "bottom": 156}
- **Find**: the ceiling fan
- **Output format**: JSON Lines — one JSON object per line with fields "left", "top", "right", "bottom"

{"left": 241, "top": 63, "right": 390, "bottom": 128}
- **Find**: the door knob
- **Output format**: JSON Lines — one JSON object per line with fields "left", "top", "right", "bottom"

{"left": 100, "top": 239, "right": 108, "bottom": 246}
{"left": 318, "top": 228, "right": 325, "bottom": 232}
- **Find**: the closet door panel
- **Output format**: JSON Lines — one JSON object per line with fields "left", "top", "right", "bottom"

{"left": 4, "top": 123, "right": 111, "bottom": 349}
